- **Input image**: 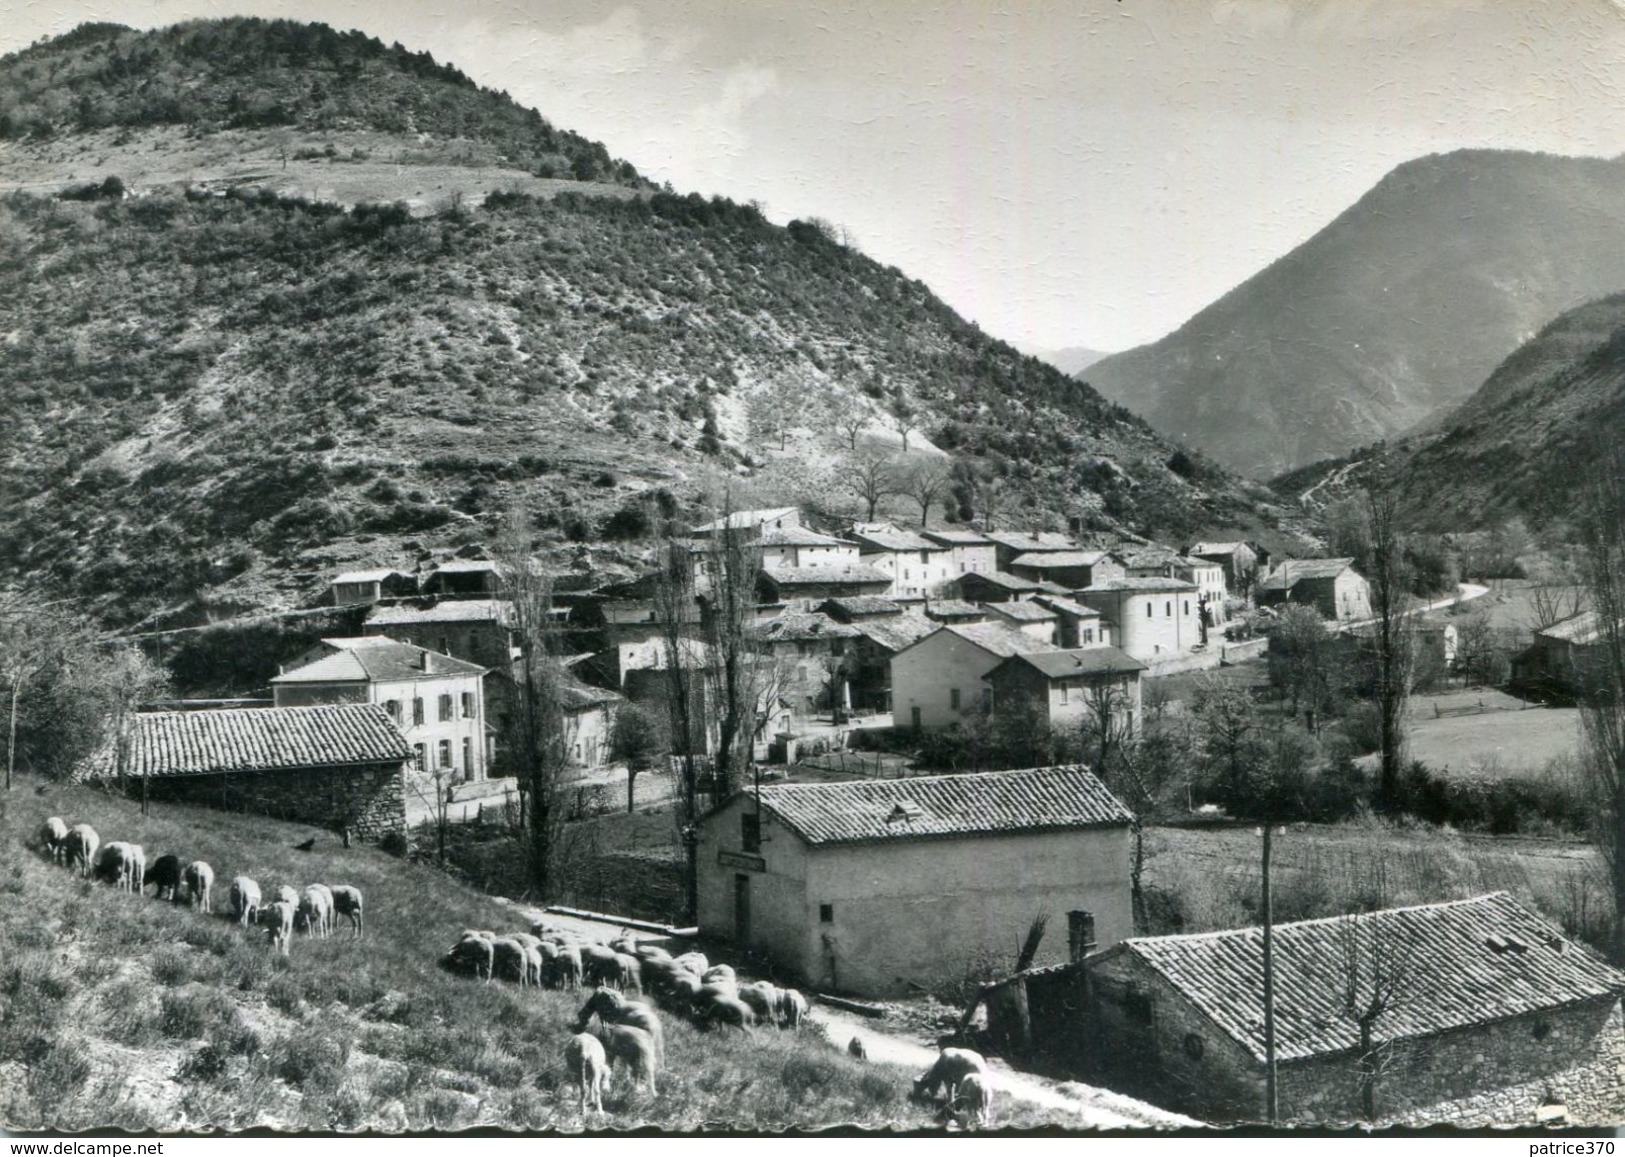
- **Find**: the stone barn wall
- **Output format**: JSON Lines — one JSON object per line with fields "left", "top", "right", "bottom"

{"left": 130, "top": 761, "right": 408, "bottom": 841}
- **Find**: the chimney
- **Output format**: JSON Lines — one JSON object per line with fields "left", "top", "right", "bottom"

{"left": 420, "top": 650, "right": 433, "bottom": 673}
{"left": 1067, "top": 910, "right": 1097, "bottom": 963}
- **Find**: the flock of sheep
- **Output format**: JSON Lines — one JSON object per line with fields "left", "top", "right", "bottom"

{"left": 40, "top": 813, "right": 990, "bottom": 1126}
{"left": 39, "top": 816, "right": 363, "bottom": 955}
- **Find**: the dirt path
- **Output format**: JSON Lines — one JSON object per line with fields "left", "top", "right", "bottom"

{"left": 807, "top": 1004, "right": 1197, "bottom": 1130}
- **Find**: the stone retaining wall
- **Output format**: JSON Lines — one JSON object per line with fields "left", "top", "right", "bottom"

{"left": 130, "top": 761, "right": 408, "bottom": 841}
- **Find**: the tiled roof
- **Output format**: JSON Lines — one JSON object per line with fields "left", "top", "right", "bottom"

{"left": 692, "top": 507, "right": 798, "bottom": 534}
{"left": 994, "top": 646, "right": 1146, "bottom": 679}
{"left": 1078, "top": 577, "right": 1198, "bottom": 594}
{"left": 819, "top": 595, "right": 904, "bottom": 619}
{"left": 1257, "top": 558, "right": 1357, "bottom": 590}
{"left": 319, "top": 636, "right": 400, "bottom": 650}
{"left": 560, "top": 672, "right": 622, "bottom": 710}
{"left": 960, "top": 571, "right": 1043, "bottom": 591}
{"left": 753, "top": 612, "right": 860, "bottom": 643}
{"left": 273, "top": 641, "right": 485, "bottom": 684}
{"left": 1189, "top": 541, "right": 1248, "bottom": 557}
{"left": 936, "top": 621, "right": 1062, "bottom": 659}
{"left": 922, "top": 529, "right": 992, "bottom": 546}
{"left": 987, "top": 600, "right": 1058, "bottom": 622}
{"left": 746, "top": 765, "right": 1134, "bottom": 846}
{"left": 759, "top": 526, "right": 849, "bottom": 548}
{"left": 101, "top": 706, "right": 412, "bottom": 778}
{"left": 850, "top": 613, "right": 938, "bottom": 653}
{"left": 1033, "top": 595, "right": 1100, "bottom": 619}
{"left": 1010, "top": 551, "right": 1110, "bottom": 569}
{"left": 1114, "top": 546, "right": 1187, "bottom": 570}
{"left": 1539, "top": 611, "right": 1602, "bottom": 644}
{"left": 852, "top": 527, "right": 940, "bottom": 552}
{"left": 429, "top": 559, "right": 502, "bottom": 575}
{"left": 762, "top": 564, "right": 892, "bottom": 587}
{"left": 1120, "top": 893, "right": 1625, "bottom": 1065}
{"left": 332, "top": 568, "right": 407, "bottom": 585}
{"left": 366, "top": 599, "right": 512, "bottom": 625}
{"left": 982, "top": 531, "right": 1077, "bottom": 551}
{"left": 922, "top": 599, "right": 983, "bottom": 619}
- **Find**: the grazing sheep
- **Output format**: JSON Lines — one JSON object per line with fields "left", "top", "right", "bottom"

{"left": 576, "top": 988, "right": 665, "bottom": 1066}
{"left": 564, "top": 1033, "right": 610, "bottom": 1115}
{"left": 848, "top": 1037, "right": 868, "bottom": 1061}
{"left": 775, "top": 987, "right": 808, "bottom": 1030}
{"left": 230, "top": 877, "right": 261, "bottom": 927}
{"left": 672, "top": 951, "right": 708, "bottom": 976}
{"left": 696, "top": 992, "right": 756, "bottom": 1032}
{"left": 700, "top": 963, "right": 737, "bottom": 987}
{"left": 550, "top": 944, "right": 584, "bottom": 990}
{"left": 913, "top": 1048, "right": 989, "bottom": 1106}
{"left": 662, "top": 971, "right": 703, "bottom": 1008}
{"left": 737, "top": 980, "right": 779, "bottom": 1022}
{"left": 263, "top": 901, "right": 296, "bottom": 956}
{"left": 40, "top": 817, "right": 69, "bottom": 864}
{"left": 509, "top": 932, "right": 543, "bottom": 952}
{"left": 611, "top": 952, "right": 643, "bottom": 995}
{"left": 98, "top": 842, "right": 143, "bottom": 893}
{"left": 949, "top": 1071, "right": 993, "bottom": 1129}
{"left": 634, "top": 943, "right": 673, "bottom": 965}
{"left": 589, "top": 1023, "right": 658, "bottom": 1096}
{"left": 639, "top": 956, "right": 682, "bottom": 997}
{"left": 521, "top": 942, "right": 545, "bottom": 987}
{"left": 490, "top": 937, "right": 530, "bottom": 986}
{"left": 65, "top": 824, "right": 98, "bottom": 879}
{"left": 183, "top": 861, "right": 214, "bottom": 913}
{"left": 126, "top": 845, "right": 147, "bottom": 895}
{"left": 275, "top": 884, "right": 300, "bottom": 909}
{"left": 329, "top": 886, "right": 364, "bottom": 939}
{"left": 609, "top": 933, "right": 639, "bottom": 956}
{"left": 581, "top": 944, "right": 620, "bottom": 988}
{"left": 144, "top": 854, "right": 183, "bottom": 901}
{"left": 297, "top": 885, "right": 333, "bottom": 939}
{"left": 441, "top": 933, "right": 496, "bottom": 982}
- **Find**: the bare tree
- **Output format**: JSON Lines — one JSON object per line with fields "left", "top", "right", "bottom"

{"left": 1267, "top": 604, "right": 1342, "bottom": 724}
{"left": 898, "top": 454, "right": 951, "bottom": 527}
{"left": 651, "top": 533, "right": 705, "bottom": 921}
{"left": 845, "top": 447, "right": 899, "bottom": 521}
{"left": 890, "top": 395, "right": 918, "bottom": 453}
{"left": 495, "top": 514, "right": 572, "bottom": 902}
{"left": 1330, "top": 913, "right": 1418, "bottom": 1120}
{"left": 1576, "top": 442, "right": 1625, "bottom": 962}
{"left": 830, "top": 396, "right": 871, "bottom": 453}
{"left": 697, "top": 496, "right": 768, "bottom": 801}
{"left": 1365, "top": 486, "right": 1415, "bottom": 809}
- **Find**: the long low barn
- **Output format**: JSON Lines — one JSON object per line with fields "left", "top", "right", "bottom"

{"left": 84, "top": 705, "right": 413, "bottom": 841}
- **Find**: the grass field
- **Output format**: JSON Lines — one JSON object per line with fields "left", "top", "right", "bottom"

{"left": 1399, "top": 704, "right": 1581, "bottom": 777}
{"left": 0, "top": 774, "right": 1032, "bottom": 1132}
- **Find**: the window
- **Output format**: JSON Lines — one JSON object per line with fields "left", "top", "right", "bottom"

{"left": 1059, "top": 683, "right": 1070, "bottom": 705}
{"left": 438, "top": 635, "right": 449, "bottom": 654}
{"left": 438, "top": 739, "right": 452, "bottom": 768}
{"left": 1183, "top": 601, "right": 1190, "bottom": 616}
{"left": 462, "top": 738, "right": 473, "bottom": 774}
{"left": 950, "top": 688, "right": 961, "bottom": 710}
{"left": 439, "top": 694, "right": 453, "bottom": 722}
{"left": 1165, "top": 601, "right": 1172, "bottom": 617}
{"left": 741, "top": 812, "right": 761, "bottom": 853}
{"left": 1083, "top": 629, "right": 1094, "bottom": 645}
{"left": 819, "top": 903, "right": 834, "bottom": 924}
{"left": 1146, "top": 603, "right": 1153, "bottom": 618}
{"left": 384, "top": 699, "right": 401, "bottom": 721}
{"left": 1183, "top": 1033, "right": 1205, "bottom": 1060}
{"left": 413, "top": 744, "right": 426, "bottom": 771}
{"left": 461, "top": 692, "right": 475, "bottom": 718}
{"left": 412, "top": 698, "right": 425, "bottom": 725}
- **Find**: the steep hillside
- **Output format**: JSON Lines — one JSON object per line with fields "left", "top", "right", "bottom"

{"left": 1084, "top": 150, "right": 1625, "bottom": 477}
{"left": 1272, "top": 292, "right": 1625, "bottom": 530}
{"left": 0, "top": 20, "right": 1286, "bottom": 627}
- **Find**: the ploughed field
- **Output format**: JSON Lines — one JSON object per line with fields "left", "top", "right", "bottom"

{"left": 0, "top": 774, "right": 1019, "bottom": 1132}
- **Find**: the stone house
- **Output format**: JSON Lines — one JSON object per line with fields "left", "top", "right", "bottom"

{"left": 1082, "top": 893, "right": 1625, "bottom": 1123}
{"left": 984, "top": 599, "right": 1060, "bottom": 645}
{"left": 92, "top": 704, "right": 412, "bottom": 840}
{"left": 1188, "top": 540, "right": 1267, "bottom": 597}
{"left": 690, "top": 506, "right": 802, "bottom": 540}
{"left": 984, "top": 648, "right": 1145, "bottom": 735}
{"left": 272, "top": 640, "right": 489, "bottom": 782}
{"left": 695, "top": 765, "right": 1136, "bottom": 997}
{"left": 419, "top": 559, "right": 506, "bottom": 599}
{"left": 922, "top": 528, "right": 998, "bottom": 581}
{"left": 329, "top": 568, "right": 415, "bottom": 606}
{"left": 758, "top": 526, "right": 860, "bottom": 572}
{"left": 1512, "top": 611, "right": 1605, "bottom": 701}
{"left": 1076, "top": 577, "right": 1202, "bottom": 665}
{"left": 559, "top": 673, "right": 622, "bottom": 770}
{"left": 1173, "top": 556, "right": 1229, "bottom": 630}
{"left": 817, "top": 595, "right": 904, "bottom": 623}
{"left": 956, "top": 570, "right": 1053, "bottom": 604}
{"left": 921, "top": 599, "right": 986, "bottom": 625}
{"left": 1008, "top": 550, "right": 1124, "bottom": 591}
{"left": 842, "top": 612, "right": 939, "bottom": 713}
{"left": 757, "top": 564, "right": 893, "bottom": 609}
{"left": 1032, "top": 594, "right": 1109, "bottom": 649}
{"left": 981, "top": 530, "right": 1079, "bottom": 573}
{"left": 364, "top": 599, "right": 516, "bottom": 670}
{"left": 1257, "top": 559, "right": 1373, "bottom": 622}
{"left": 1113, "top": 545, "right": 1189, "bottom": 579}
{"left": 891, "top": 621, "right": 1060, "bottom": 731}
{"left": 848, "top": 526, "right": 955, "bottom": 600}
{"left": 752, "top": 612, "right": 860, "bottom": 717}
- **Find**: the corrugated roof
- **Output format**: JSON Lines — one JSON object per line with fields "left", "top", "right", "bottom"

{"left": 745, "top": 764, "right": 1134, "bottom": 846}
{"left": 987, "top": 600, "right": 1059, "bottom": 622}
{"left": 762, "top": 564, "right": 892, "bottom": 587}
{"left": 1257, "top": 558, "right": 1357, "bottom": 590}
{"left": 273, "top": 641, "right": 485, "bottom": 684}
{"left": 994, "top": 647, "right": 1146, "bottom": 679}
{"left": 1010, "top": 551, "right": 1110, "bottom": 569}
{"left": 102, "top": 705, "right": 412, "bottom": 778}
{"left": 366, "top": 599, "right": 512, "bottom": 625}
{"left": 1121, "top": 893, "right": 1625, "bottom": 1065}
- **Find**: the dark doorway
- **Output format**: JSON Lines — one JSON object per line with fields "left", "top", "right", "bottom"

{"left": 734, "top": 873, "right": 752, "bottom": 943}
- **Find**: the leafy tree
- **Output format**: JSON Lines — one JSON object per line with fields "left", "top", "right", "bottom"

{"left": 1364, "top": 485, "right": 1415, "bottom": 809}
{"left": 1267, "top": 604, "right": 1344, "bottom": 722}
{"left": 609, "top": 701, "right": 668, "bottom": 814}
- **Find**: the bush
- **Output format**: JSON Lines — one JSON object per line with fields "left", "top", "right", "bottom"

{"left": 273, "top": 1033, "right": 350, "bottom": 1091}
{"left": 1392, "top": 760, "right": 1590, "bottom": 835}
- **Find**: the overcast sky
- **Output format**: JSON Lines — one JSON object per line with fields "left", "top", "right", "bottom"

{"left": 5, "top": 1, "right": 1625, "bottom": 353}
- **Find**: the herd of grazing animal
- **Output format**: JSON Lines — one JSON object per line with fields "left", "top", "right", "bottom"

{"left": 37, "top": 815, "right": 363, "bottom": 958}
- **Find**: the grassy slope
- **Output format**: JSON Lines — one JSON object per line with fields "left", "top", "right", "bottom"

{"left": 0, "top": 774, "right": 974, "bottom": 1132}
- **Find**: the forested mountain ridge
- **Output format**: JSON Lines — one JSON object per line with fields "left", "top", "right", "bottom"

{"left": 0, "top": 19, "right": 1288, "bottom": 627}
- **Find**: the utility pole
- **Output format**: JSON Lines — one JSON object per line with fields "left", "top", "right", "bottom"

{"left": 1262, "top": 822, "right": 1279, "bottom": 1124}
